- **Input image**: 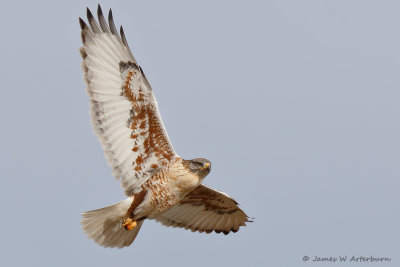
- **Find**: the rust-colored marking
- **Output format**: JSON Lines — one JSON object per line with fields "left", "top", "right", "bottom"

{"left": 138, "top": 92, "right": 144, "bottom": 101}
{"left": 144, "top": 169, "right": 177, "bottom": 209}
{"left": 132, "top": 107, "right": 146, "bottom": 121}
{"left": 143, "top": 138, "right": 150, "bottom": 154}
{"left": 139, "top": 121, "right": 146, "bottom": 129}
{"left": 121, "top": 67, "right": 176, "bottom": 174}
{"left": 123, "top": 71, "right": 135, "bottom": 101}
{"left": 125, "top": 188, "right": 147, "bottom": 217}
{"left": 137, "top": 108, "right": 147, "bottom": 120}
{"left": 135, "top": 155, "right": 144, "bottom": 165}
{"left": 134, "top": 166, "right": 142, "bottom": 172}
{"left": 162, "top": 153, "right": 172, "bottom": 161}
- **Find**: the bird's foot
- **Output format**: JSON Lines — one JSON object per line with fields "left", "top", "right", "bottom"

{"left": 122, "top": 217, "right": 137, "bottom": 231}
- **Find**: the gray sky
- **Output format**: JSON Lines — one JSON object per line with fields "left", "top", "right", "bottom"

{"left": 1, "top": 1, "right": 399, "bottom": 266}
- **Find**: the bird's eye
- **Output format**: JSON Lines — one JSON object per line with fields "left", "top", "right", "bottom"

{"left": 192, "top": 162, "right": 203, "bottom": 169}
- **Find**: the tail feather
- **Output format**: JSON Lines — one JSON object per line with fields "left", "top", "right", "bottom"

{"left": 81, "top": 198, "right": 144, "bottom": 248}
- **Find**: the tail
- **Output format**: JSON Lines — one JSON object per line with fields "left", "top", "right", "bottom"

{"left": 81, "top": 198, "right": 144, "bottom": 248}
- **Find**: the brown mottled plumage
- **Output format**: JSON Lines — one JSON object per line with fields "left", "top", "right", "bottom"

{"left": 79, "top": 5, "right": 250, "bottom": 248}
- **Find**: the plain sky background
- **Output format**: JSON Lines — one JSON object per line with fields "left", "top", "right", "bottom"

{"left": 0, "top": 1, "right": 399, "bottom": 266}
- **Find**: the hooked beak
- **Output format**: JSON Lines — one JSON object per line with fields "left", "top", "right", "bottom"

{"left": 201, "top": 163, "right": 211, "bottom": 170}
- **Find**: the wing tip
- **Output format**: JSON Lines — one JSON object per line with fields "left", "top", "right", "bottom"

{"left": 79, "top": 17, "right": 86, "bottom": 30}
{"left": 80, "top": 5, "right": 130, "bottom": 49}
{"left": 107, "top": 8, "right": 120, "bottom": 38}
{"left": 86, "top": 7, "right": 94, "bottom": 21}
{"left": 120, "top": 25, "right": 127, "bottom": 45}
{"left": 108, "top": 8, "right": 114, "bottom": 20}
{"left": 246, "top": 216, "right": 255, "bottom": 223}
{"left": 97, "top": 4, "right": 110, "bottom": 33}
{"left": 86, "top": 7, "right": 101, "bottom": 33}
{"left": 97, "top": 4, "right": 104, "bottom": 19}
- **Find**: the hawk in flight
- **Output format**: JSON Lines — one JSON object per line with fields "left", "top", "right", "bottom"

{"left": 79, "top": 5, "right": 250, "bottom": 248}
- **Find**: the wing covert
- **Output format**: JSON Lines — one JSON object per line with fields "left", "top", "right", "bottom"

{"left": 79, "top": 5, "right": 176, "bottom": 195}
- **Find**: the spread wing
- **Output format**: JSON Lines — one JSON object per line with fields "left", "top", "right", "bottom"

{"left": 79, "top": 5, "right": 176, "bottom": 196}
{"left": 153, "top": 185, "right": 250, "bottom": 234}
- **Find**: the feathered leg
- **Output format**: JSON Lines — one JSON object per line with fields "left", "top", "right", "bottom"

{"left": 123, "top": 189, "right": 147, "bottom": 230}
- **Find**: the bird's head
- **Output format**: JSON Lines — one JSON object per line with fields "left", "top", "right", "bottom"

{"left": 186, "top": 158, "right": 211, "bottom": 179}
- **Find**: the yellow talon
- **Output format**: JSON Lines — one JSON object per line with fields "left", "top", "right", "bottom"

{"left": 122, "top": 218, "right": 137, "bottom": 230}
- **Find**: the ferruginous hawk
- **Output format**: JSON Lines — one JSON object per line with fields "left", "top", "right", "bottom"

{"left": 79, "top": 5, "right": 250, "bottom": 248}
